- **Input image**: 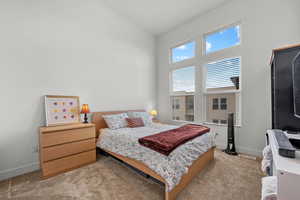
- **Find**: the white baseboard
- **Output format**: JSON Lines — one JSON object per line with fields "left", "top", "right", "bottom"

{"left": 216, "top": 144, "right": 262, "bottom": 157}
{"left": 0, "top": 162, "right": 40, "bottom": 181}
{"left": 0, "top": 144, "right": 261, "bottom": 181}
{"left": 237, "top": 146, "right": 262, "bottom": 157}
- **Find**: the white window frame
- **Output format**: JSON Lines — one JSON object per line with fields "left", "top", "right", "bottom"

{"left": 202, "top": 56, "right": 242, "bottom": 126}
{"left": 202, "top": 56, "right": 242, "bottom": 94}
{"left": 169, "top": 40, "right": 196, "bottom": 64}
{"left": 169, "top": 66, "right": 196, "bottom": 122}
{"left": 203, "top": 22, "right": 241, "bottom": 56}
{"left": 168, "top": 22, "right": 242, "bottom": 126}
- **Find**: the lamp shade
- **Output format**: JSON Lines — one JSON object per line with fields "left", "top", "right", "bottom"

{"left": 80, "top": 104, "right": 90, "bottom": 114}
{"left": 150, "top": 109, "right": 158, "bottom": 116}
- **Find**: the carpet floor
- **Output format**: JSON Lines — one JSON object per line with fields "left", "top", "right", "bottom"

{"left": 0, "top": 150, "right": 262, "bottom": 200}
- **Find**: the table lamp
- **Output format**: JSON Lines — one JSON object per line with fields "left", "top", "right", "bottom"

{"left": 80, "top": 104, "right": 90, "bottom": 123}
{"left": 150, "top": 109, "right": 158, "bottom": 121}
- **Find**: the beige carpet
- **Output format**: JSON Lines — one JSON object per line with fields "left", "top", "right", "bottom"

{"left": 0, "top": 150, "right": 262, "bottom": 200}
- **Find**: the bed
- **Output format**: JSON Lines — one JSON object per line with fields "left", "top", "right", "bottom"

{"left": 92, "top": 110, "right": 215, "bottom": 200}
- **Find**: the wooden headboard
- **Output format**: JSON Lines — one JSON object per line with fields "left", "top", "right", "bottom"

{"left": 91, "top": 109, "right": 145, "bottom": 138}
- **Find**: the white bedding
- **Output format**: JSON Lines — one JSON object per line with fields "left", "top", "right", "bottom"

{"left": 96, "top": 123, "right": 215, "bottom": 191}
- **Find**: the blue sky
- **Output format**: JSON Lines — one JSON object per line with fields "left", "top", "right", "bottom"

{"left": 205, "top": 25, "right": 240, "bottom": 53}
{"left": 172, "top": 25, "right": 240, "bottom": 92}
{"left": 172, "top": 41, "right": 195, "bottom": 63}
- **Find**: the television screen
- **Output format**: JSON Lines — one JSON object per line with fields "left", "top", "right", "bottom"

{"left": 272, "top": 47, "right": 300, "bottom": 131}
{"left": 293, "top": 52, "right": 300, "bottom": 118}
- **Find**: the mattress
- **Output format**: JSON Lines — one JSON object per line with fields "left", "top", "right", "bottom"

{"left": 96, "top": 123, "right": 215, "bottom": 191}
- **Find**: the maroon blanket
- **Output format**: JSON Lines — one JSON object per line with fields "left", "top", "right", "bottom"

{"left": 138, "top": 124, "right": 210, "bottom": 156}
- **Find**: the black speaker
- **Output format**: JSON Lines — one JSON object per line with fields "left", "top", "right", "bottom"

{"left": 224, "top": 113, "right": 238, "bottom": 155}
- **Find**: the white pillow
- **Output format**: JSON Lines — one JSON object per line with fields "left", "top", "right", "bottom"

{"left": 127, "top": 111, "right": 153, "bottom": 126}
{"left": 103, "top": 113, "right": 128, "bottom": 130}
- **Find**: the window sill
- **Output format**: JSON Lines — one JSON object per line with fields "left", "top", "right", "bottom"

{"left": 171, "top": 120, "right": 194, "bottom": 123}
{"left": 203, "top": 122, "right": 242, "bottom": 128}
{"left": 203, "top": 89, "right": 241, "bottom": 94}
{"left": 171, "top": 120, "right": 241, "bottom": 128}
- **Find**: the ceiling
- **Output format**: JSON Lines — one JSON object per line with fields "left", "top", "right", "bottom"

{"left": 102, "top": 0, "right": 229, "bottom": 35}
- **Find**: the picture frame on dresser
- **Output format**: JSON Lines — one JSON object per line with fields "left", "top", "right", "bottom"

{"left": 44, "top": 95, "right": 81, "bottom": 126}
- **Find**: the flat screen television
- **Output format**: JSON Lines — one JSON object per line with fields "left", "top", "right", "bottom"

{"left": 293, "top": 51, "right": 300, "bottom": 118}
{"left": 271, "top": 45, "right": 300, "bottom": 132}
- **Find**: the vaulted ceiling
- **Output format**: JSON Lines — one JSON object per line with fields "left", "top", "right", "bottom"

{"left": 103, "top": 0, "right": 229, "bottom": 35}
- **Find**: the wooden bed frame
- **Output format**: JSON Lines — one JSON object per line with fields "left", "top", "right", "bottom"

{"left": 92, "top": 110, "right": 215, "bottom": 200}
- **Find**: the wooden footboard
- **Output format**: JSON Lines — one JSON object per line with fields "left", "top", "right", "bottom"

{"left": 165, "top": 148, "right": 215, "bottom": 200}
{"left": 101, "top": 148, "right": 215, "bottom": 200}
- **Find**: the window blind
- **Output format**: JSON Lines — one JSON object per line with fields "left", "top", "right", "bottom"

{"left": 205, "top": 57, "right": 240, "bottom": 89}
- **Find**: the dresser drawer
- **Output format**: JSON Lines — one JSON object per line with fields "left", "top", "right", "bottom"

{"left": 43, "top": 150, "right": 96, "bottom": 177}
{"left": 42, "top": 138, "right": 96, "bottom": 162}
{"left": 41, "top": 127, "right": 95, "bottom": 147}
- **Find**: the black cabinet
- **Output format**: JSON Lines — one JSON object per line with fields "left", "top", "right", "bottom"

{"left": 271, "top": 44, "right": 300, "bottom": 131}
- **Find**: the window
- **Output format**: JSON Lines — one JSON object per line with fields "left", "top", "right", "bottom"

{"left": 172, "top": 66, "right": 195, "bottom": 92}
{"left": 204, "top": 57, "right": 240, "bottom": 124}
{"left": 170, "top": 66, "right": 195, "bottom": 122}
{"left": 203, "top": 33, "right": 241, "bottom": 125}
{"left": 171, "top": 41, "right": 195, "bottom": 63}
{"left": 212, "top": 119, "right": 219, "bottom": 124}
{"left": 168, "top": 23, "right": 241, "bottom": 126}
{"left": 212, "top": 98, "right": 219, "bottom": 110}
{"left": 186, "top": 96, "right": 194, "bottom": 110}
{"left": 175, "top": 99, "right": 180, "bottom": 109}
{"left": 206, "top": 94, "right": 238, "bottom": 124}
{"left": 220, "top": 98, "right": 227, "bottom": 110}
{"left": 171, "top": 95, "right": 194, "bottom": 122}
{"left": 185, "top": 115, "right": 194, "bottom": 121}
{"left": 205, "top": 24, "right": 240, "bottom": 54}
{"left": 220, "top": 120, "right": 227, "bottom": 124}
{"left": 205, "top": 57, "right": 240, "bottom": 90}
{"left": 212, "top": 98, "right": 227, "bottom": 110}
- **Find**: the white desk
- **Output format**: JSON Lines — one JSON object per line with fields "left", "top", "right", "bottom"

{"left": 267, "top": 130, "right": 300, "bottom": 200}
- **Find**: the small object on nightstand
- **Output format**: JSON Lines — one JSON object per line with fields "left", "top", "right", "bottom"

{"left": 81, "top": 104, "right": 90, "bottom": 123}
{"left": 150, "top": 109, "right": 158, "bottom": 122}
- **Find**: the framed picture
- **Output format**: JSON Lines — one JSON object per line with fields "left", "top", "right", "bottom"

{"left": 44, "top": 95, "right": 81, "bottom": 126}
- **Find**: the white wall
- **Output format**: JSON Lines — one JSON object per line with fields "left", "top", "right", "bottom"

{"left": 0, "top": 0, "right": 155, "bottom": 180}
{"left": 156, "top": 0, "right": 300, "bottom": 156}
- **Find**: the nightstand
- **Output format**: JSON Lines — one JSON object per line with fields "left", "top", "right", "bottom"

{"left": 39, "top": 123, "right": 96, "bottom": 178}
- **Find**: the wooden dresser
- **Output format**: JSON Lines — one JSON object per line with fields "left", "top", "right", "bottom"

{"left": 39, "top": 123, "right": 96, "bottom": 178}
